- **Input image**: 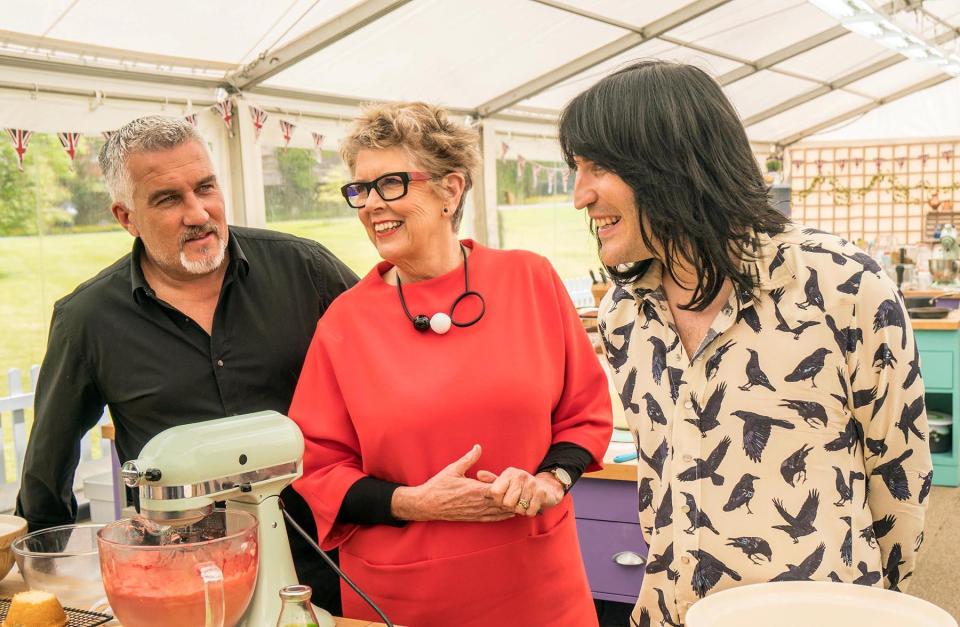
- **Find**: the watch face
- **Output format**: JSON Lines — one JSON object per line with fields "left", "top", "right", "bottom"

{"left": 552, "top": 467, "right": 572, "bottom": 488}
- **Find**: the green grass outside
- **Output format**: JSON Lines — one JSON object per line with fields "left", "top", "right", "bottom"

{"left": 0, "top": 206, "right": 599, "bottom": 478}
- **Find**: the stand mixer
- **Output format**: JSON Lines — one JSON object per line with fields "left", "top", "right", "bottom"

{"left": 118, "top": 411, "right": 334, "bottom": 627}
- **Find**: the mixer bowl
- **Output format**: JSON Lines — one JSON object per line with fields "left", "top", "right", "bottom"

{"left": 929, "top": 259, "right": 960, "bottom": 284}
{"left": 0, "top": 515, "right": 27, "bottom": 581}
{"left": 11, "top": 523, "right": 106, "bottom": 611}
{"left": 98, "top": 509, "right": 258, "bottom": 627}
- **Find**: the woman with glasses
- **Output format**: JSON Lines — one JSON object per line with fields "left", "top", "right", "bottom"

{"left": 288, "top": 101, "right": 612, "bottom": 627}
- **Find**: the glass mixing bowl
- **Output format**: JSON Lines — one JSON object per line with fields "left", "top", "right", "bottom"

{"left": 11, "top": 523, "right": 107, "bottom": 611}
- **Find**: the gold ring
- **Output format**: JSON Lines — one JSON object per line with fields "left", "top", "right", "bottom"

{"left": 518, "top": 498, "right": 530, "bottom": 510}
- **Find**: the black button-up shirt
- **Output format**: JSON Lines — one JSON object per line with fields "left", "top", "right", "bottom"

{"left": 16, "top": 226, "right": 358, "bottom": 528}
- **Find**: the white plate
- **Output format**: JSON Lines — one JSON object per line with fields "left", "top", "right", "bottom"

{"left": 685, "top": 582, "right": 957, "bottom": 627}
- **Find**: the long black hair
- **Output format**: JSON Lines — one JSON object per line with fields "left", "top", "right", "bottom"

{"left": 558, "top": 60, "right": 788, "bottom": 311}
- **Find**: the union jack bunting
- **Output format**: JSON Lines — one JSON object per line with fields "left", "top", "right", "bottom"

{"left": 249, "top": 105, "right": 268, "bottom": 141}
{"left": 213, "top": 99, "right": 233, "bottom": 132}
{"left": 57, "top": 132, "right": 82, "bottom": 162}
{"left": 102, "top": 130, "right": 116, "bottom": 142}
{"left": 279, "top": 119, "right": 296, "bottom": 147}
{"left": 311, "top": 132, "right": 325, "bottom": 161}
{"left": 499, "top": 141, "right": 510, "bottom": 160}
{"left": 547, "top": 169, "right": 556, "bottom": 195}
{"left": 184, "top": 113, "right": 198, "bottom": 128}
{"left": 560, "top": 168, "right": 570, "bottom": 193}
{"left": 531, "top": 162, "right": 542, "bottom": 188}
{"left": 516, "top": 155, "right": 526, "bottom": 181}
{"left": 6, "top": 128, "right": 32, "bottom": 171}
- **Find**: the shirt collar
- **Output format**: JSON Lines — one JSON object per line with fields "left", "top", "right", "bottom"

{"left": 130, "top": 227, "right": 247, "bottom": 302}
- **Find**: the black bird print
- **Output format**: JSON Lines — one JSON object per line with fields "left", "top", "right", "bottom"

{"left": 832, "top": 466, "right": 865, "bottom": 506}
{"left": 872, "top": 343, "right": 898, "bottom": 370}
{"left": 732, "top": 410, "right": 796, "bottom": 463}
{"left": 608, "top": 285, "right": 634, "bottom": 312}
{"left": 916, "top": 530, "right": 925, "bottom": 552}
{"left": 865, "top": 437, "right": 888, "bottom": 460}
{"left": 726, "top": 536, "right": 772, "bottom": 564}
{"left": 611, "top": 319, "right": 635, "bottom": 340}
{"left": 852, "top": 561, "right": 882, "bottom": 586}
{"left": 645, "top": 543, "right": 679, "bottom": 582}
{"left": 824, "top": 314, "right": 847, "bottom": 354}
{"left": 655, "top": 587, "right": 681, "bottom": 627}
{"left": 841, "top": 516, "right": 853, "bottom": 567}
{"left": 904, "top": 342, "right": 921, "bottom": 389}
{"left": 824, "top": 417, "right": 864, "bottom": 455}
{"left": 871, "top": 385, "right": 889, "bottom": 420}
{"left": 705, "top": 340, "right": 736, "bottom": 380}
{"left": 678, "top": 437, "right": 731, "bottom": 486}
{"left": 771, "top": 543, "right": 826, "bottom": 581}
{"left": 768, "top": 242, "right": 789, "bottom": 278}
{"left": 846, "top": 325, "right": 864, "bottom": 352}
{"left": 666, "top": 366, "right": 686, "bottom": 403}
{"left": 723, "top": 473, "right": 759, "bottom": 514}
{"left": 796, "top": 267, "right": 825, "bottom": 311}
{"left": 648, "top": 336, "right": 668, "bottom": 384}
{"left": 643, "top": 392, "right": 667, "bottom": 431}
{"left": 780, "top": 399, "right": 828, "bottom": 428}
{"left": 780, "top": 444, "right": 814, "bottom": 487}
{"left": 641, "top": 438, "right": 669, "bottom": 479}
{"left": 640, "top": 299, "right": 662, "bottom": 330}
{"left": 884, "top": 543, "right": 908, "bottom": 591}
{"left": 800, "top": 241, "right": 848, "bottom": 265}
{"left": 831, "top": 367, "right": 849, "bottom": 406}
{"left": 619, "top": 368, "right": 640, "bottom": 413}
{"left": 895, "top": 397, "right": 926, "bottom": 443}
{"left": 736, "top": 304, "right": 762, "bottom": 333}
{"left": 873, "top": 298, "right": 908, "bottom": 349}
{"left": 740, "top": 349, "right": 777, "bottom": 392}
{"left": 638, "top": 477, "right": 655, "bottom": 513}
{"left": 689, "top": 549, "right": 742, "bottom": 598}
{"left": 827, "top": 571, "right": 842, "bottom": 582}
{"left": 852, "top": 384, "right": 878, "bottom": 409}
{"left": 837, "top": 269, "right": 866, "bottom": 295}
{"left": 681, "top": 492, "right": 720, "bottom": 535}
{"left": 919, "top": 469, "right": 933, "bottom": 505}
{"left": 685, "top": 383, "right": 727, "bottom": 437}
{"left": 785, "top": 347, "right": 831, "bottom": 387}
{"left": 772, "top": 489, "right": 820, "bottom": 543}
{"left": 870, "top": 514, "right": 898, "bottom": 547}
{"left": 801, "top": 227, "right": 830, "bottom": 236}
{"left": 844, "top": 251, "right": 882, "bottom": 274}
{"left": 872, "top": 449, "right": 914, "bottom": 501}
{"left": 770, "top": 288, "right": 820, "bottom": 340}
{"left": 653, "top": 484, "right": 673, "bottom": 535}
{"left": 599, "top": 321, "right": 629, "bottom": 372}
{"left": 635, "top": 607, "right": 651, "bottom": 627}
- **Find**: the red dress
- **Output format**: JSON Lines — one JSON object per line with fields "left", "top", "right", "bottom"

{"left": 289, "top": 241, "right": 612, "bottom": 627}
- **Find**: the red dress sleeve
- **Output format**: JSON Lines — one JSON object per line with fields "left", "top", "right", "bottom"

{"left": 288, "top": 326, "right": 366, "bottom": 549}
{"left": 543, "top": 259, "right": 613, "bottom": 471}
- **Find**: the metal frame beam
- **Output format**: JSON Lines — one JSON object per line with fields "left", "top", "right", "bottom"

{"left": 742, "top": 27, "right": 960, "bottom": 128}
{"left": 716, "top": 26, "right": 847, "bottom": 85}
{"left": 476, "top": 0, "right": 732, "bottom": 117}
{"left": 227, "top": 0, "right": 412, "bottom": 91}
{"left": 775, "top": 73, "right": 954, "bottom": 147}
{"left": 0, "top": 52, "right": 223, "bottom": 89}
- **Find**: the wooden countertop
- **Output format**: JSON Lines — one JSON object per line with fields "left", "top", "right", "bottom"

{"left": 583, "top": 435, "right": 637, "bottom": 482}
{"left": 911, "top": 310, "right": 960, "bottom": 330}
{"left": 0, "top": 566, "right": 392, "bottom": 626}
{"left": 902, "top": 289, "right": 960, "bottom": 299}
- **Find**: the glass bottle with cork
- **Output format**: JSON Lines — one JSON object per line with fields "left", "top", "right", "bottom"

{"left": 276, "top": 585, "right": 322, "bottom": 627}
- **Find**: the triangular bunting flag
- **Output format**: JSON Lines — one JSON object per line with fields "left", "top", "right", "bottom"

{"left": 102, "top": 130, "right": 116, "bottom": 142}
{"left": 57, "top": 132, "right": 81, "bottom": 162}
{"left": 6, "top": 129, "right": 32, "bottom": 171}
{"left": 184, "top": 113, "right": 198, "bottom": 128}
{"left": 311, "top": 132, "right": 325, "bottom": 162}
{"left": 213, "top": 99, "right": 233, "bottom": 133}
{"left": 517, "top": 155, "right": 526, "bottom": 181}
{"left": 279, "top": 120, "right": 296, "bottom": 147}
{"left": 249, "top": 105, "right": 268, "bottom": 141}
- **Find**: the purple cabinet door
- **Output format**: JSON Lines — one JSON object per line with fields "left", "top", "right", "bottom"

{"left": 575, "top": 518, "right": 647, "bottom": 600}
{"left": 571, "top": 477, "right": 639, "bottom": 524}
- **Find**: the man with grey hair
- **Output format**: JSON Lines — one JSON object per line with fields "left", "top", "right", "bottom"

{"left": 16, "top": 115, "right": 357, "bottom": 614}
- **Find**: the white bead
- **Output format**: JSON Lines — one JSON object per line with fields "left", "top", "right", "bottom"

{"left": 430, "top": 312, "right": 452, "bottom": 334}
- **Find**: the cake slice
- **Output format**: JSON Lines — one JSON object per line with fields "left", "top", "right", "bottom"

{"left": 3, "top": 590, "right": 68, "bottom": 627}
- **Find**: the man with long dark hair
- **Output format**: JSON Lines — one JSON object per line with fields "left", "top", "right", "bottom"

{"left": 560, "top": 60, "right": 931, "bottom": 625}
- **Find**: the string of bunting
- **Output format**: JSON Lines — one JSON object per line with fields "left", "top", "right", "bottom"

{"left": 4, "top": 97, "right": 328, "bottom": 173}
{"left": 498, "top": 141, "right": 570, "bottom": 192}
{"left": 791, "top": 149, "right": 956, "bottom": 174}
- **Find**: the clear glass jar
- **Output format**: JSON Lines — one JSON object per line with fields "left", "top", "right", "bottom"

{"left": 276, "top": 585, "right": 321, "bottom": 627}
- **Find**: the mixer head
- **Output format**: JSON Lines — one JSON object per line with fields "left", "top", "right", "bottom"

{"left": 121, "top": 411, "right": 304, "bottom": 523}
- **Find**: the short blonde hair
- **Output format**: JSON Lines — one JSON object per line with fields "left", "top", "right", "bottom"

{"left": 340, "top": 102, "right": 480, "bottom": 230}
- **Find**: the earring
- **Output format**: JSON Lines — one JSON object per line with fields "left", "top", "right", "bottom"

{"left": 442, "top": 207, "right": 449, "bottom": 214}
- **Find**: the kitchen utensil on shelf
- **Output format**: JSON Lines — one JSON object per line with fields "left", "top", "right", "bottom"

{"left": 0, "top": 515, "right": 26, "bottom": 580}
{"left": 929, "top": 259, "right": 960, "bottom": 285}
{"left": 11, "top": 523, "right": 107, "bottom": 612}
{"left": 118, "top": 412, "right": 334, "bottom": 627}
{"left": 686, "top": 581, "right": 957, "bottom": 627}
{"left": 98, "top": 509, "right": 258, "bottom": 627}
{"left": 908, "top": 306, "right": 951, "bottom": 319}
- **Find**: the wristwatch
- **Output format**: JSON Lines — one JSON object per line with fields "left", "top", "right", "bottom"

{"left": 548, "top": 467, "right": 573, "bottom": 494}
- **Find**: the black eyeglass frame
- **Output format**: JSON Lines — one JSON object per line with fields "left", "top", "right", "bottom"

{"left": 340, "top": 171, "right": 434, "bottom": 209}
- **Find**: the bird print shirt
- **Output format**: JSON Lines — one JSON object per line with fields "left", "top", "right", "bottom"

{"left": 599, "top": 225, "right": 932, "bottom": 627}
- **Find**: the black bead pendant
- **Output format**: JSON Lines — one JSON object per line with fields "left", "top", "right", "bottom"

{"left": 413, "top": 315, "right": 431, "bottom": 332}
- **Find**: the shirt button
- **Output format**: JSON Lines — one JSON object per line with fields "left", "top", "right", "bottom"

{"left": 683, "top": 400, "right": 693, "bottom": 410}
{"left": 674, "top": 353, "right": 682, "bottom": 362}
{"left": 681, "top": 504, "right": 690, "bottom": 513}
{"left": 683, "top": 454, "right": 693, "bottom": 462}
{"left": 217, "top": 359, "right": 224, "bottom": 367}
{"left": 681, "top": 556, "right": 691, "bottom": 565}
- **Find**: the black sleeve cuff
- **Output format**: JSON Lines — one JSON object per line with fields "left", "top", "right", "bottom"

{"left": 535, "top": 442, "right": 594, "bottom": 487}
{"left": 336, "top": 477, "right": 407, "bottom": 527}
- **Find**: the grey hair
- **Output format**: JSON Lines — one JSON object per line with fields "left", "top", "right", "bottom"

{"left": 98, "top": 115, "right": 210, "bottom": 208}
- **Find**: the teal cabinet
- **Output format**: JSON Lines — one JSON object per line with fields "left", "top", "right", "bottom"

{"left": 915, "top": 329, "right": 960, "bottom": 486}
